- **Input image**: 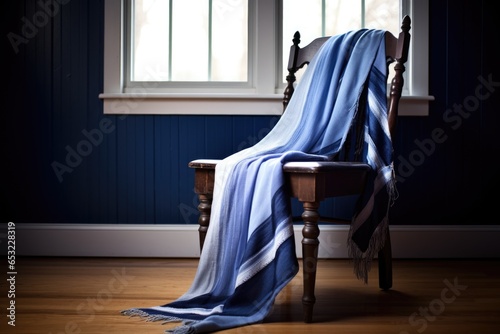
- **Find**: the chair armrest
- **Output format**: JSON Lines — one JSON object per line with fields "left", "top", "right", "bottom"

{"left": 283, "top": 161, "right": 371, "bottom": 199}
{"left": 188, "top": 159, "right": 220, "bottom": 169}
{"left": 283, "top": 161, "right": 370, "bottom": 173}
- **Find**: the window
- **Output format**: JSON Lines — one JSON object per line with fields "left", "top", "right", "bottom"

{"left": 100, "top": 0, "right": 433, "bottom": 116}
{"left": 281, "top": 0, "right": 400, "bottom": 87}
{"left": 129, "top": 0, "right": 249, "bottom": 83}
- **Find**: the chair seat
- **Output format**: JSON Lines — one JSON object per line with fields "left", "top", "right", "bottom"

{"left": 188, "top": 159, "right": 369, "bottom": 171}
{"left": 188, "top": 159, "right": 370, "bottom": 202}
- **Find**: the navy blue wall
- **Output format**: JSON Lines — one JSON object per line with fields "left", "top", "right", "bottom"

{"left": 3, "top": 0, "right": 499, "bottom": 225}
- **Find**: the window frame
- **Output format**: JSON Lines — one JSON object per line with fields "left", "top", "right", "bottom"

{"left": 99, "top": 0, "right": 433, "bottom": 116}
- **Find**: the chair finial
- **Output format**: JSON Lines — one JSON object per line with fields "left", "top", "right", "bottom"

{"left": 293, "top": 31, "right": 301, "bottom": 47}
{"left": 401, "top": 15, "right": 411, "bottom": 34}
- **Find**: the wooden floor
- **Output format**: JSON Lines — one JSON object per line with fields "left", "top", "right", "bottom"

{"left": 2, "top": 257, "right": 499, "bottom": 334}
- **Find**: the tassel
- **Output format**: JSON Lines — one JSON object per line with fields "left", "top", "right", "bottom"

{"left": 166, "top": 324, "right": 196, "bottom": 334}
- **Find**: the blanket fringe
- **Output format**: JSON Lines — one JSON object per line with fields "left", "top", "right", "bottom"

{"left": 348, "top": 172, "right": 397, "bottom": 283}
{"left": 347, "top": 216, "right": 388, "bottom": 283}
{"left": 121, "top": 308, "right": 183, "bottom": 324}
{"left": 122, "top": 308, "right": 198, "bottom": 333}
{"left": 165, "top": 323, "right": 196, "bottom": 334}
{"left": 388, "top": 164, "right": 399, "bottom": 206}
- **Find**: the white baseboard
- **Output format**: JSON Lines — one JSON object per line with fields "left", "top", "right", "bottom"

{"left": 4, "top": 224, "right": 500, "bottom": 259}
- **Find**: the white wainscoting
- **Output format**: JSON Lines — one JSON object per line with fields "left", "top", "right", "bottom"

{"left": 6, "top": 224, "right": 500, "bottom": 259}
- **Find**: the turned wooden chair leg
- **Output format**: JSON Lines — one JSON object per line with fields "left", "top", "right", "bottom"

{"left": 189, "top": 164, "right": 216, "bottom": 253}
{"left": 197, "top": 193, "right": 212, "bottom": 252}
{"left": 301, "top": 201, "right": 320, "bottom": 323}
{"left": 378, "top": 227, "right": 392, "bottom": 290}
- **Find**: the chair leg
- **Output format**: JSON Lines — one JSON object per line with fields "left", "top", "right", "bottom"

{"left": 377, "top": 227, "right": 392, "bottom": 290}
{"left": 197, "top": 193, "right": 212, "bottom": 253}
{"left": 301, "top": 201, "right": 320, "bottom": 323}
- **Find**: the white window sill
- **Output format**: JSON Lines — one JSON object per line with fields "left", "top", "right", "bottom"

{"left": 99, "top": 93, "right": 434, "bottom": 116}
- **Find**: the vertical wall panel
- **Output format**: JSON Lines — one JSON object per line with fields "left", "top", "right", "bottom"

{"left": 177, "top": 116, "right": 204, "bottom": 225}
{"left": 143, "top": 116, "right": 156, "bottom": 223}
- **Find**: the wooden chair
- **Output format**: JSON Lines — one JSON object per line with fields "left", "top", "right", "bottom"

{"left": 188, "top": 16, "right": 411, "bottom": 323}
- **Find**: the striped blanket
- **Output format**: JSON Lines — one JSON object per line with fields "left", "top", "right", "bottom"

{"left": 123, "top": 28, "right": 395, "bottom": 333}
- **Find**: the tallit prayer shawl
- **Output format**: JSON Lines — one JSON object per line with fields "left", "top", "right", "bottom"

{"left": 123, "top": 28, "right": 396, "bottom": 333}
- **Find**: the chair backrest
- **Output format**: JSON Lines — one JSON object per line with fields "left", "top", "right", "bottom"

{"left": 283, "top": 15, "right": 411, "bottom": 142}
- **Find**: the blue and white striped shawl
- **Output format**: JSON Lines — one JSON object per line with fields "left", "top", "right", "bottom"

{"left": 123, "top": 29, "right": 396, "bottom": 334}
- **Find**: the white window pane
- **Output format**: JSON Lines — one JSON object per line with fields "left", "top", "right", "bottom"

{"left": 171, "top": 0, "right": 209, "bottom": 81}
{"left": 283, "top": 0, "right": 322, "bottom": 48}
{"left": 324, "top": 0, "right": 361, "bottom": 35}
{"left": 365, "top": 0, "right": 400, "bottom": 84}
{"left": 365, "top": 0, "right": 399, "bottom": 32}
{"left": 282, "top": 0, "right": 323, "bottom": 85}
{"left": 131, "top": 0, "right": 248, "bottom": 83}
{"left": 132, "top": 0, "right": 170, "bottom": 81}
{"left": 211, "top": 0, "right": 248, "bottom": 81}
{"left": 283, "top": 0, "right": 401, "bottom": 85}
